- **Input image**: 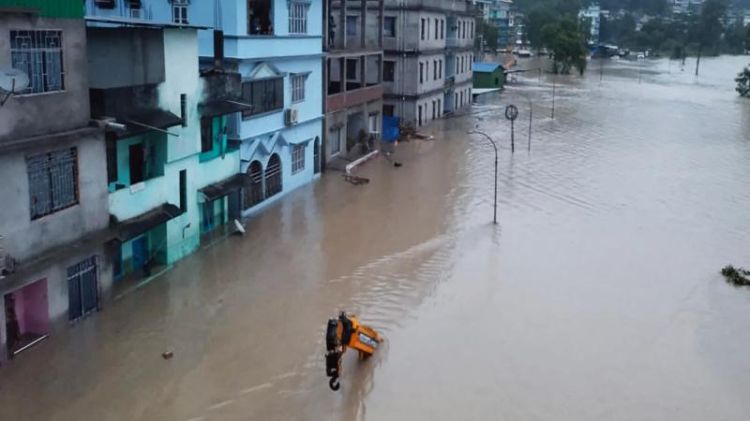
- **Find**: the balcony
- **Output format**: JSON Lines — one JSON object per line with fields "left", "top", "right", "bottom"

{"left": 109, "top": 175, "right": 170, "bottom": 222}
{"left": 326, "top": 53, "right": 383, "bottom": 112}
{"left": 325, "top": 0, "right": 384, "bottom": 52}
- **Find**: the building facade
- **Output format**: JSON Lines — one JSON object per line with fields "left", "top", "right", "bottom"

{"left": 85, "top": 0, "right": 323, "bottom": 217}
{"left": 0, "top": 1, "right": 112, "bottom": 362}
{"left": 472, "top": 0, "right": 513, "bottom": 51}
{"left": 323, "top": 0, "right": 385, "bottom": 167}
{"left": 383, "top": 0, "right": 475, "bottom": 128}
{"left": 578, "top": 4, "right": 601, "bottom": 45}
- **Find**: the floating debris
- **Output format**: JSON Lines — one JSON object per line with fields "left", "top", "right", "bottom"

{"left": 720, "top": 265, "right": 750, "bottom": 287}
{"left": 343, "top": 174, "right": 370, "bottom": 186}
{"left": 162, "top": 351, "right": 174, "bottom": 360}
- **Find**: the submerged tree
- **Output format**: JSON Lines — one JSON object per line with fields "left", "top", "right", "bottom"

{"left": 690, "top": 0, "right": 728, "bottom": 75}
{"left": 542, "top": 17, "right": 588, "bottom": 74}
{"left": 736, "top": 66, "right": 750, "bottom": 97}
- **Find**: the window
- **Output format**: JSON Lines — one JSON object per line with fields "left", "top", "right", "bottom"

{"left": 291, "top": 73, "right": 307, "bottom": 103}
{"left": 434, "top": 18, "right": 439, "bottom": 39}
{"left": 346, "top": 58, "right": 358, "bottom": 80}
{"left": 10, "top": 30, "right": 64, "bottom": 94}
{"left": 27, "top": 147, "right": 78, "bottom": 220}
{"left": 331, "top": 128, "right": 342, "bottom": 155}
{"left": 418, "top": 105, "right": 423, "bottom": 126}
{"left": 432, "top": 101, "right": 436, "bottom": 120}
{"left": 440, "top": 19, "right": 444, "bottom": 39}
{"left": 383, "top": 104, "right": 395, "bottom": 116}
{"left": 201, "top": 117, "right": 213, "bottom": 152}
{"left": 67, "top": 256, "right": 98, "bottom": 321}
{"left": 248, "top": 0, "right": 273, "bottom": 35}
{"left": 437, "top": 99, "right": 441, "bottom": 116}
{"left": 346, "top": 16, "right": 358, "bottom": 37}
{"left": 384, "top": 60, "right": 395, "bottom": 82}
{"left": 433, "top": 60, "right": 438, "bottom": 80}
{"left": 421, "top": 18, "right": 426, "bottom": 40}
{"left": 172, "top": 0, "right": 188, "bottom": 24}
{"left": 265, "top": 154, "right": 283, "bottom": 198}
{"left": 439, "top": 59, "right": 443, "bottom": 79}
{"left": 289, "top": 1, "right": 309, "bottom": 34}
{"left": 291, "top": 144, "right": 305, "bottom": 174}
{"left": 245, "top": 161, "right": 264, "bottom": 209}
{"left": 419, "top": 62, "right": 424, "bottom": 84}
{"left": 471, "top": 21, "right": 474, "bottom": 39}
{"left": 241, "top": 77, "right": 284, "bottom": 118}
{"left": 368, "top": 113, "right": 378, "bottom": 133}
{"left": 384, "top": 16, "right": 396, "bottom": 37}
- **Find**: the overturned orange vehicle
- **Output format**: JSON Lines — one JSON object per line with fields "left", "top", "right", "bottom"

{"left": 325, "top": 312, "right": 383, "bottom": 391}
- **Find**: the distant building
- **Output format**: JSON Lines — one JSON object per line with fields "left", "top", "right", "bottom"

{"left": 672, "top": 0, "right": 705, "bottom": 15}
{"left": 472, "top": 62, "right": 505, "bottom": 89}
{"left": 323, "top": 0, "right": 385, "bottom": 167}
{"left": 0, "top": 0, "right": 112, "bottom": 361}
{"left": 383, "top": 0, "right": 475, "bottom": 128}
{"left": 579, "top": 4, "right": 601, "bottom": 44}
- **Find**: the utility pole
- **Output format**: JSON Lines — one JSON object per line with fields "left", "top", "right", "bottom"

{"left": 468, "top": 130, "right": 499, "bottom": 225}
{"left": 551, "top": 73, "right": 556, "bottom": 120}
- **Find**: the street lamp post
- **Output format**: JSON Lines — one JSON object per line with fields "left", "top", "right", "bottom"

{"left": 468, "top": 130, "right": 499, "bottom": 225}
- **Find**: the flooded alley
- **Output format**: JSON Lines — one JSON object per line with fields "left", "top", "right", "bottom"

{"left": 2, "top": 55, "right": 750, "bottom": 421}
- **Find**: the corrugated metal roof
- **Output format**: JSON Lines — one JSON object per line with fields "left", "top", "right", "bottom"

{"left": 472, "top": 62, "right": 504, "bottom": 73}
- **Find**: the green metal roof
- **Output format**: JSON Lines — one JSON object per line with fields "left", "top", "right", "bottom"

{"left": 0, "top": 0, "right": 83, "bottom": 18}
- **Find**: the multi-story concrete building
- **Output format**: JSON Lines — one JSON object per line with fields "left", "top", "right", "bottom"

{"left": 578, "top": 3, "right": 601, "bottom": 44}
{"left": 383, "top": 0, "right": 475, "bottom": 128}
{"left": 323, "top": 0, "right": 385, "bottom": 166}
{"left": 84, "top": 1, "right": 254, "bottom": 286}
{"left": 0, "top": 1, "right": 112, "bottom": 361}
{"left": 86, "top": 0, "right": 323, "bottom": 217}
{"left": 472, "top": 0, "right": 513, "bottom": 51}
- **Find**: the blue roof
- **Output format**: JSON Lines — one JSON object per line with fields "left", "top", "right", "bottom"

{"left": 472, "top": 62, "right": 503, "bottom": 73}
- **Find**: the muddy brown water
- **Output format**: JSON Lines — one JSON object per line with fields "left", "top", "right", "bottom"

{"left": 2, "top": 56, "right": 750, "bottom": 420}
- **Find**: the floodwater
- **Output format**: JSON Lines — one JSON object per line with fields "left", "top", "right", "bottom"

{"left": 2, "top": 55, "right": 750, "bottom": 421}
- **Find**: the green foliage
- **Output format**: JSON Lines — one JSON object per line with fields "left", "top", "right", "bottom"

{"left": 689, "top": 0, "right": 727, "bottom": 53}
{"left": 476, "top": 18, "right": 499, "bottom": 52}
{"left": 735, "top": 66, "right": 750, "bottom": 97}
{"left": 723, "top": 22, "right": 747, "bottom": 54}
{"left": 542, "top": 17, "right": 588, "bottom": 74}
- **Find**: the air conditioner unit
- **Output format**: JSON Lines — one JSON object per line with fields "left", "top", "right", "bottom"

{"left": 284, "top": 108, "right": 299, "bottom": 126}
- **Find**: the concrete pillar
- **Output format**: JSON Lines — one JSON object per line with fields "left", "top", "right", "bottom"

{"left": 360, "top": 0, "right": 366, "bottom": 49}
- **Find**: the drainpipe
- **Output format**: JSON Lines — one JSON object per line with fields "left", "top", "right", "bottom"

{"left": 180, "top": 94, "right": 187, "bottom": 127}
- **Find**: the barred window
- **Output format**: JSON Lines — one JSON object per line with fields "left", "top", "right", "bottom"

{"left": 241, "top": 77, "right": 284, "bottom": 118}
{"left": 11, "top": 30, "right": 64, "bottom": 94}
{"left": 291, "top": 144, "right": 305, "bottom": 174}
{"left": 289, "top": 1, "right": 309, "bottom": 34}
{"left": 291, "top": 73, "right": 307, "bottom": 103}
{"left": 27, "top": 147, "right": 79, "bottom": 220}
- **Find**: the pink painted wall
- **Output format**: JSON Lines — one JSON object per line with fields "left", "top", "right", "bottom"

{"left": 11, "top": 278, "right": 49, "bottom": 335}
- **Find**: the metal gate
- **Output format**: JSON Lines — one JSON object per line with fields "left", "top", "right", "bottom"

{"left": 67, "top": 256, "right": 98, "bottom": 321}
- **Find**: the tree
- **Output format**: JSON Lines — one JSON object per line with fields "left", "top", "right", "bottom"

{"left": 542, "top": 17, "right": 588, "bottom": 74}
{"left": 476, "top": 19, "right": 499, "bottom": 52}
{"left": 690, "top": 0, "right": 728, "bottom": 75}
{"left": 735, "top": 66, "right": 750, "bottom": 97}
{"left": 723, "top": 22, "right": 747, "bottom": 54}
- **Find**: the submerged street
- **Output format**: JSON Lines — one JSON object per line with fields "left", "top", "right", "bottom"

{"left": 2, "top": 55, "right": 750, "bottom": 420}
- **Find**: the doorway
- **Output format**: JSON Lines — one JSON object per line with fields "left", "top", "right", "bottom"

{"left": 5, "top": 278, "right": 49, "bottom": 358}
{"left": 67, "top": 257, "right": 99, "bottom": 322}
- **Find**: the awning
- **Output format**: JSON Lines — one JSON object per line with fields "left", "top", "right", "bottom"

{"left": 114, "top": 109, "right": 183, "bottom": 139}
{"left": 112, "top": 204, "right": 183, "bottom": 242}
{"left": 199, "top": 100, "right": 253, "bottom": 118}
{"left": 200, "top": 174, "right": 250, "bottom": 202}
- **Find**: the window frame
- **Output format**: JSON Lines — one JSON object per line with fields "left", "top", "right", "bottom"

{"left": 27, "top": 147, "right": 79, "bottom": 220}
{"left": 291, "top": 143, "right": 306, "bottom": 174}
{"left": 291, "top": 73, "right": 307, "bottom": 103}
{"left": 172, "top": 0, "right": 189, "bottom": 25}
{"left": 241, "top": 76, "right": 285, "bottom": 119}
{"left": 10, "top": 29, "right": 65, "bottom": 95}
{"left": 384, "top": 16, "right": 397, "bottom": 38}
{"left": 288, "top": 1, "right": 310, "bottom": 34}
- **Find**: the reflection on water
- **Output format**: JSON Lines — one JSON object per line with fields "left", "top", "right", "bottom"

{"left": 1, "top": 55, "right": 750, "bottom": 421}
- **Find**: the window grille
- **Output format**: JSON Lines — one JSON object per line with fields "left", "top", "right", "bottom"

{"left": 10, "top": 30, "right": 64, "bottom": 94}
{"left": 291, "top": 144, "right": 305, "bottom": 174}
{"left": 27, "top": 147, "right": 79, "bottom": 220}
{"left": 291, "top": 73, "right": 307, "bottom": 103}
{"left": 289, "top": 2, "right": 309, "bottom": 34}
